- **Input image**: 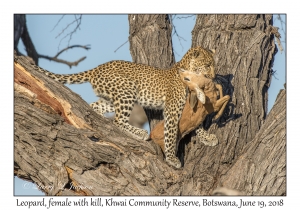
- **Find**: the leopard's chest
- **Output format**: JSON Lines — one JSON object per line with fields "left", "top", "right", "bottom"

{"left": 135, "top": 81, "right": 185, "bottom": 110}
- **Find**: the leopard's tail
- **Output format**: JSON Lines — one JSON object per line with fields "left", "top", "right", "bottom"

{"left": 35, "top": 66, "right": 92, "bottom": 84}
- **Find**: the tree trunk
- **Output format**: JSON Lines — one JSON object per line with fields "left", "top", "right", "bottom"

{"left": 14, "top": 14, "right": 285, "bottom": 196}
{"left": 14, "top": 14, "right": 26, "bottom": 50}
{"left": 128, "top": 14, "right": 175, "bottom": 130}
{"left": 218, "top": 87, "right": 286, "bottom": 195}
{"left": 14, "top": 14, "right": 39, "bottom": 64}
{"left": 179, "top": 14, "right": 285, "bottom": 195}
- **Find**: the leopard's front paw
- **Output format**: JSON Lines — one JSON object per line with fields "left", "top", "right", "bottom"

{"left": 200, "top": 134, "right": 218, "bottom": 146}
{"left": 166, "top": 156, "right": 182, "bottom": 169}
{"left": 128, "top": 130, "right": 149, "bottom": 141}
{"left": 138, "top": 129, "right": 150, "bottom": 141}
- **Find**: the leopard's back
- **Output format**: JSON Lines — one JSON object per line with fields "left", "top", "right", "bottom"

{"left": 90, "top": 61, "right": 179, "bottom": 110}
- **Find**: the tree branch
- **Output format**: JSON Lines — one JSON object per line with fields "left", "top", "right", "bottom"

{"left": 114, "top": 40, "right": 128, "bottom": 53}
{"left": 38, "top": 44, "right": 91, "bottom": 68}
{"left": 38, "top": 55, "right": 87, "bottom": 68}
{"left": 55, "top": 14, "right": 83, "bottom": 50}
{"left": 15, "top": 15, "right": 90, "bottom": 68}
{"left": 176, "top": 15, "right": 196, "bottom": 19}
{"left": 169, "top": 14, "right": 187, "bottom": 54}
{"left": 54, "top": 44, "right": 91, "bottom": 58}
{"left": 19, "top": 15, "right": 39, "bottom": 65}
{"left": 14, "top": 54, "right": 181, "bottom": 196}
{"left": 50, "top": 15, "right": 65, "bottom": 32}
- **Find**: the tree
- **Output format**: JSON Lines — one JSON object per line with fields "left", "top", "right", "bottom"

{"left": 14, "top": 14, "right": 91, "bottom": 67}
{"left": 188, "top": 14, "right": 285, "bottom": 195}
{"left": 14, "top": 14, "right": 285, "bottom": 195}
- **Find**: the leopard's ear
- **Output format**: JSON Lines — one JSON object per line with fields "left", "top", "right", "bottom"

{"left": 193, "top": 50, "right": 200, "bottom": 58}
{"left": 189, "top": 91, "right": 198, "bottom": 110}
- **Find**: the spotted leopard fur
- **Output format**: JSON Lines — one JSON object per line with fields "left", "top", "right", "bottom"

{"left": 32, "top": 46, "right": 216, "bottom": 168}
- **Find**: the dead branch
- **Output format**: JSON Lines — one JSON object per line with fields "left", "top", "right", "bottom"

{"left": 38, "top": 55, "right": 86, "bottom": 68}
{"left": 114, "top": 40, "right": 129, "bottom": 53}
{"left": 38, "top": 44, "right": 91, "bottom": 68}
{"left": 54, "top": 44, "right": 91, "bottom": 58}
{"left": 169, "top": 15, "right": 187, "bottom": 55}
{"left": 50, "top": 15, "right": 65, "bottom": 32}
{"left": 54, "top": 14, "right": 83, "bottom": 50}
{"left": 18, "top": 15, "right": 39, "bottom": 65}
{"left": 15, "top": 15, "right": 89, "bottom": 68}
{"left": 176, "top": 15, "right": 196, "bottom": 19}
{"left": 275, "top": 14, "right": 286, "bottom": 36}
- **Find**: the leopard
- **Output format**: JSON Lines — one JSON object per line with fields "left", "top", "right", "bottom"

{"left": 32, "top": 46, "right": 216, "bottom": 168}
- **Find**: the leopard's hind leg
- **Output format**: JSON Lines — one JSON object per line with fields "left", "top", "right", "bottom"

{"left": 112, "top": 89, "right": 149, "bottom": 141}
{"left": 195, "top": 124, "right": 218, "bottom": 146}
{"left": 90, "top": 90, "right": 148, "bottom": 140}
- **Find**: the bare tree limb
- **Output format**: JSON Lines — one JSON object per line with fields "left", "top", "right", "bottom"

{"left": 17, "top": 46, "right": 90, "bottom": 68}
{"left": 14, "top": 14, "right": 26, "bottom": 51}
{"left": 55, "top": 15, "right": 82, "bottom": 39}
{"left": 50, "top": 15, "right": 65, "bottom": 32}
{"left": 272, "top": 15, "right": 285, "bottom": 53}
{"left": 169, "top": 14, "right": 186, "bottom": 54}
{"left": 54, "top": 15, "right": 83, "bottom": 50}
{"left": 114, "top": 40, "right": 129, "bottom": 53}
{"left": 17, "top": 15, "right": 39, "bottom": 65}
{"left": 38, "top": 55, "right": 87, "bottom": 68}
{"left": 275, "top": 14, "right": 286, "bottom": 36}
{"left": 268, "top": 26, "right": 284, "bottom": 53}
{"left": 54, "top": 44, "right": 91, "bottom": 58}
{"left": 37, "top": 45, "right": 91, "bottom": 68}
{"left": 176, "top": 15, "right": 196, "bottom": 19}
{"left": 15, "top": 15, "right": 90, "bottom": 68}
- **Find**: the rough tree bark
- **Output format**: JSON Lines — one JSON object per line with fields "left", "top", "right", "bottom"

{"left": 219, "top": 87, "right": 286, "bottom": 195}
{"left": 14, "top": 14, "right": 285, "bottom": 196}
{"left": 183, "top": 14, "right": 285, "bottom": 195}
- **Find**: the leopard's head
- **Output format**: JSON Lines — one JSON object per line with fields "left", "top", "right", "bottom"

{"left": 178, "top": 46, "right": 216, "bottom": 79}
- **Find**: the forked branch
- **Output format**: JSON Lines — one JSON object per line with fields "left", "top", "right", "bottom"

{"left": 38, "top": 44, "right": 91, "bottom": 68}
